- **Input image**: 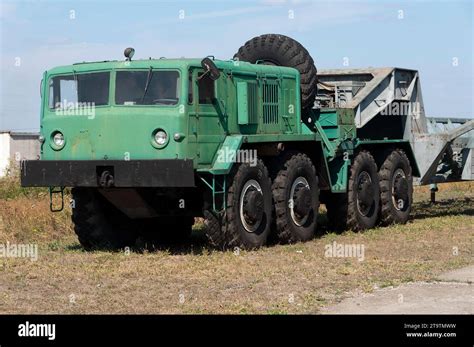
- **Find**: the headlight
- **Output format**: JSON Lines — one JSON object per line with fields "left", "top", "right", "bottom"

{"left": 154, "top": 130, "right": 167, "bottom": 146}
{"left": 52, "top": 132, "right": 65, "bottom": 149}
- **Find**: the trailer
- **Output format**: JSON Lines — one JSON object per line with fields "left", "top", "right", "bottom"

{"left": 20, "top": 34, "right": 473, "bottom": 250}
{"left": 317, "top": 68, "right": 474, "bottom": 182}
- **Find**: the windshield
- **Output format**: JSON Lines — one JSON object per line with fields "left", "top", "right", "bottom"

{"left": 115, "top": 70, "right": 180, "bottom": 105}
{"left": 49, "top": 72, "right": 110, "bottom": 109}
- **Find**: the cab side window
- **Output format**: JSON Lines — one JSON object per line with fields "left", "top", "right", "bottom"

{"left": 197, "top": 72, "right": 215, "bottom": 104}
{"left": 188, "top": 71, "right": 193, "bottom": 104}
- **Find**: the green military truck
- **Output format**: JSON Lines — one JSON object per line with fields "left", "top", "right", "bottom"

{"left": 22, "top": 34, "right": 458, "bottom": 250}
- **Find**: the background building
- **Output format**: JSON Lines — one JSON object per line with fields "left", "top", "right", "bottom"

{"left": 0, "top": 131, "right": 40, "bottom": 177}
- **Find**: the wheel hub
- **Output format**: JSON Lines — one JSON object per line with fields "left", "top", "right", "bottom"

{"left": 239, "top": 180, "right": 264, "bottom": 233}
{"left": 293, "top": 187, "right": 312, "bottom": 217}
{"left": 356, "top": 171, "right": 375, "bottom": 216}
{"left": 243, "top": 190, "right": 264, "bottom": 224}
{"left": 392, "top": 169, "right": 409, "bottom": 211}
{"left": 289, "top": 177, "right": 312, "bottom": 226}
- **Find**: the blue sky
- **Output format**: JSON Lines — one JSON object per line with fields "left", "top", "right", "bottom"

{"left": 0, "top": 0, "right": 472, "bottom": 131}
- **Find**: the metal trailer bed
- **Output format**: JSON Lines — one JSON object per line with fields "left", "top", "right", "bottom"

{"left": 315, "top": 67, "right": 474, "bottom": 185}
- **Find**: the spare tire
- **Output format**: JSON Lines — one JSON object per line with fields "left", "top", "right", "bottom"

{"left": 234, "top": 34, "right": 317, "bottom": 114}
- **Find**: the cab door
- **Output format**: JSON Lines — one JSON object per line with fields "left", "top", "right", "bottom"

{"left": 188, "top": 68, "right": 226, "bottom": 166}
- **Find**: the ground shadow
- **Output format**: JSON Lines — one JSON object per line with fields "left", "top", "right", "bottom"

{"left": 65, "top": 230, "right": 214, "bottom": 256}
{"left": 64, "top": 197, "right": 473, "bottom": 255}
{"left": 314, "top": 197, "right": 474, "bottom": 236}
{"left": 134, "top": 230, "right": 213, "bottom": 255}
{"left": 65, "top": 244, "right": 84, "bottom": 251}
{"left": 411, "top": 197, "right": 474, "bottom": 220}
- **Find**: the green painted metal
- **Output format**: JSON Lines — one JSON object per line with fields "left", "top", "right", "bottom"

{"left": 327, "top": 156, "right": 350, "bottom": 193}
{"left": 312, "top": 109, "right": 356, "bottom": 158}
{"left": 237, "top": 82, "right": 249, "bottom": 125}
{"left": 314, "top": 118, "right": 336, "bottom": 159}
{"left": 355, "top": 139, "right": 407, "bottom": 146}
{"left": 243, "top": 133, "right": 318, "bottom": 143}
{"left": 199, "top": 135, "right": 243, "bottom": 175}
{"left": 198, "top": 174, "right": 227, "bottom": 212}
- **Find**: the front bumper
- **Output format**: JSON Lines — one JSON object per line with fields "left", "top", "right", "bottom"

{"left": 20, "top": 159, "right": 195, "bottom": 188}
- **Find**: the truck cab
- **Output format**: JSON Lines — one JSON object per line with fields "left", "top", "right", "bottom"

{"left": 39, "top": 58, "right": 301, "bottom": 168}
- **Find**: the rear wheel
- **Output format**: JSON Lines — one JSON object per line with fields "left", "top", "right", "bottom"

{"left": 272, "top": 153, "right": 319, "bottom": 243}
{"left": 347, "top": 151, "right": 380, "bottom": 230}
{"left": 325, "top": 151, "right": 380, "bottom": 231}
{"left": 379, "top": 149, "right": 413, "bottom": 224}
{"left": 71, "top": 188, "right": 138, "bottom": 250}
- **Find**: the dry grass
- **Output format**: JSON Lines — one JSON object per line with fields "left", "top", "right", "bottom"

{"left": 0, "top": 179, "right": 472, "bottom": 314}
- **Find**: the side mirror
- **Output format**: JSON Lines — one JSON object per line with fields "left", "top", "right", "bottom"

{"left": 200, "top": 57, "right": 220, "bottom": 81}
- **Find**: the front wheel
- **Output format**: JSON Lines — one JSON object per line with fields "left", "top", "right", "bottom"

{"left": 221, "top": 159, "right": 273, "bottom": 250}
{"left": 71, "top": 188, "right": 138, "bottom": 250}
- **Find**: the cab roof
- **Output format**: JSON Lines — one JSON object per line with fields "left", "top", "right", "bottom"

{"left": 46, "top": 58, "right": 299, "bottom": 78}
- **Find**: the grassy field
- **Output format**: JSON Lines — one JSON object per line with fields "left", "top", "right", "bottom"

{"left": 0, "top": 177, "right": 472, "bottom": 314}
